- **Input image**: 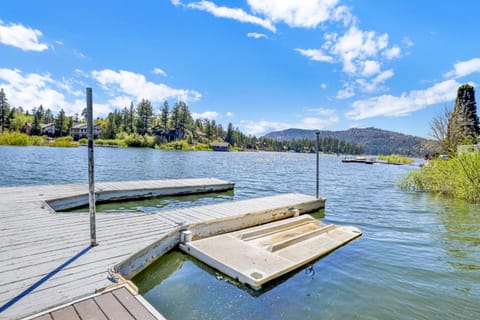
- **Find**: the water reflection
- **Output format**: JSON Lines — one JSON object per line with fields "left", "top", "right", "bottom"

{"left": 74, "top": 191, "right": 235, "bottom": 213}
{"left": 430, "top": 195, "right": 480, "bottom": 271}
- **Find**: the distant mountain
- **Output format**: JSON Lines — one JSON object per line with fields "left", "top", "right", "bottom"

{"left": 263, "top": 127, "right": 431, "bottom": 156}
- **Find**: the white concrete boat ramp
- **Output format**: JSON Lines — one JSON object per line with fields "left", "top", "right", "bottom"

{"left": 0, "top": 178, "right": 360, "bottom": 319}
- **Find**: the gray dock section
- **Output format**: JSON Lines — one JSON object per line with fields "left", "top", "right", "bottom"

{"left": 0, "top": 179, "right": 323, "bottom": 319}
{"left": 28, "top": 285, "right": 165, "bottom": 320}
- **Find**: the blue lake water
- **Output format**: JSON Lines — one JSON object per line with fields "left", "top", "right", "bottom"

{"left": 1, "top": 145, "right": 479, "bottom": 319}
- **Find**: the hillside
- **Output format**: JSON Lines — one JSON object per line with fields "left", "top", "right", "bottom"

{"left": 264, "top": 127, "right": 431, "bottom": 156}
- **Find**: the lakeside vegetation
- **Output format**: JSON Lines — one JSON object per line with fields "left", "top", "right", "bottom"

{"left": 378, "top": 154, "right": 414, "bottom": 164}
{"left": 401, "top": 152, "right": 480, "bottom": 202}
{"left": 0, "top": 88, "right": 364, "bottom": 154}
{"left": 402, "top": 84, "right": 480, "bottom": 202}
{"left": 0, "top": 131, "right": 78, "bottom": 147}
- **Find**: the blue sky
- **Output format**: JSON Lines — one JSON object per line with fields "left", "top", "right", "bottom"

{"left": 1, "top": 0, "right": 480, "bottom": 138}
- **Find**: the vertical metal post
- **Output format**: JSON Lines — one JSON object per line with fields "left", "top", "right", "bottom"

{"left": 87, "top": 88, "right": 97, "bottom": 247}
{"left": 315, "top": 131, "right": 320, "bottom": 199}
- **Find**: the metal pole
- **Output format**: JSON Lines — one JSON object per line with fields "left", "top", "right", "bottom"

{"left": 87, "top": 88, "right": 97, "bottom": 247}
{"left": 315, "top": 131, "right": 320, "bottom": 199}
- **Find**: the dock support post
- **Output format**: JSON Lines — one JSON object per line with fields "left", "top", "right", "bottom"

{"left": 315, "top": 131, "right": 320, "bottom": 199}
{"left": 87, "top": 88, "right": 97, "bottom": 247}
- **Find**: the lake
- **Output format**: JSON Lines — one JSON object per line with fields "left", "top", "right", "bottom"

{"left": 1, "top": 145, "right": 479, "bottom": 319}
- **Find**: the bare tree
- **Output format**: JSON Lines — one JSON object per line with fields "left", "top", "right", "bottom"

{"left": 429, "top": 105, "right": 452, "bottom": 153}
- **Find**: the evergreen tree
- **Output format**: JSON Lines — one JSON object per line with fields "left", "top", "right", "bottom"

{"left": 103, "top": 116, "right": 117, "bottom": 139}
{"left": 30, "top": 108, "right": 42, "bottom": 135}
{"left": 178, "top": 101, "right": 193, "bottom": 131}
{"left": 170, "top": 103, "right": 181, "bottom": 129}
{"left": 136, "top": 99, "right": 153, "bottom": 135}
{"left": 129, "top": 101, "right": 135, "bottom": 132}
{"left": 54, "top": 109, "right": 67, "bottom": 136}
{"left": 447, "top": 84, "right": 480, "bottom": 153}
{"left": 44, "top": 109, "right": 54, "bottom": 123}
{"left": 0, "top": 88, "right": 9, "bottom": 132}
{"left": 161, "top": 101, "right": 169, "bottom": 131}
{"left": 225, "top": 122, "right": 234, "bottom": 145}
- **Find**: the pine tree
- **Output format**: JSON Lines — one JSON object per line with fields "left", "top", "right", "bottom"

{"left": 178, "top": 101, "right": 193, "bottom": 131}
{"left": 136, "top": 99, "right": 153, "bottom": 135}
{"left": 225, "top": 122, "right": 234, "bottom": 145}
{"left": 161, "top": 101, "right": 169, "bottom": 131}
{"left": 0, "top": 88, "right": 9, "bottom": 133}
{"left": 31, "top": 108, "right": 42, "bottom": 135}
{"left": 447, "top": 84, "right": 480, "bottom": 153}
{"left": 55, "top": 109, "right": 67, "bottom": 136}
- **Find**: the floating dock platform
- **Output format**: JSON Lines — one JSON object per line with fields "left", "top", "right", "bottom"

{"left": 180, "top": 215, "right": 361, "bottom": 290}
{"left": 0, "top": 179, "right": 325, "bottom": 319}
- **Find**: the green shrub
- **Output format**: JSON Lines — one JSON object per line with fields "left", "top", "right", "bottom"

{"left": 155, "top": 140, "right": 194, "bottom": 150}
{"left": 401, "top": 152, "right": 480, "bottom": 202}
{"left": 193, "top": 143, "right": 212, "bottom": 151}
{"left": 0, "top": 132, "right": 31, "bottom": 146}
{"left": 378, "top": 154, "right": 415, "bottom": 164}
{"left": 50, "top": 136, "right": 78, "bottom": 147}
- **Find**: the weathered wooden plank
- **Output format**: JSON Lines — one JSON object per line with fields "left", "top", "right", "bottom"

{"left": 74, "top": 298, "right": 108, "bottom": 320}
{"left": 50, "top": 305, "right": 80, "bottom": 320}
{"left": 94, "top": 292, "right": 134, "bottom": 320}
{"left": 112, "top": 287, "right": 156, "bottom": 320}
{"left": 31, "top": 313, "right": 53, "bottom": 320}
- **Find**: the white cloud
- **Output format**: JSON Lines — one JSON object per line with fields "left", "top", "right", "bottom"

{"left": 226, "top": 111, "right": 234, "bottom": 117}
{"left": 332, "top": 5, "right": 355, "bottom": 27}
{"left": 336, "top": 82, "right": 355, "bottom": 99}
{"left": 73, "top": 50, "right": 87, "bottom": 59}
{"left": 192, "top": 111, "right": 219, "bottom": 119}
{"left": 300, "top": 108, "right": 339, "bottom": 128}
{"left": 247, "top": 32, "right": 268, "bottom": 39}
{"left": 374, "top": 69, "right": 394, "bottom": 83}
{"left": 346, "top": 79, "right": 460, "bottom": 120}
{"left": 444, "top": 58, "right": 480, "bottom": 79}
{"left": 298, "top": 24, "right": 397, "bottom": 86}
{"left": 0, "top": 21, "right": 48, "bottom": 51}
{"left": 329, "top": 25, "right": 389, "bottom": 74}
{"left": 0, "top": 68, "right": 95, "bottom": 116}
{"left": 91, "top": 69, "right": 201, "bottom": 103}
{"left": 108, "top": 96, "right": 133, "bottom": 108}
{"left": 153, "top": 68, "right": 168, "bottom": 77}
{"left": 320, "top": 83, "right": 327, "bottom": 89}
{"left": 356, "top": 69, "right": 394, "bottom": 92}
{"left": 187, "top": 1, "right": 276, "bottom": 32}
{"left": 247, "top": 0, "right": 340, "bottom": 29}
{"left": 403, "top": 36, "right": 414, "bottom": 47}
{"left": 240, "top": 108, "right": 339, "bottom": 136}
{"left": 384, "top": 46, "right": 401, "bottom": 60}
{"left": 295, "top": 48, "right": 333, "bottom": 62}
{"left": 240, "top": 120, "right": 290, "bottom": 136}
{"left": 361, "top": 60, "right": 381, "bottom": 77}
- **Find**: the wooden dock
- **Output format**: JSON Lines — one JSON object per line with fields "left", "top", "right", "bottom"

{"left": 28, "top": 285, "right": 165, "bottom": 320}
{"left": 0, "top": 179, "right": 324, "bottom": 319}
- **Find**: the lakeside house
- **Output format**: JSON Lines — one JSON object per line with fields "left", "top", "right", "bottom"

{"left": 70, "top": 123, "right": 101, "bottom": 140}
{"left": 211, "top": 142, "right": 230, "bottom": 152}
{"left": 41, "top": 123, "right": 55, "bottom": 137}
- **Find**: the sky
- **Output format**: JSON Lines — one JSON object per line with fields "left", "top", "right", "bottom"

{"left": 1, "top": 0, "right": 480, "bottom": 138}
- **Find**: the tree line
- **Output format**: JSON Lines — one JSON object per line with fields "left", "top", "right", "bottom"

{"left": 0, "top": 87, "right": 364, "bottom": 154}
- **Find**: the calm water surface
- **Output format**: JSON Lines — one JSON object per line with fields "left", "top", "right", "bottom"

{"left": 1, "top": 146, "right": 479, "bottom": 319}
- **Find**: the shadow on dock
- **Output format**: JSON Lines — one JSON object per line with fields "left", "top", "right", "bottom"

{"left": 0, "top": 246, "right": 92, "bottom": 313}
